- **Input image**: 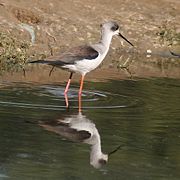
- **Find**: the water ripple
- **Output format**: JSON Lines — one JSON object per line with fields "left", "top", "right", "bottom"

{"left": 0, "top": 83, "right": 141, "bottom": 110}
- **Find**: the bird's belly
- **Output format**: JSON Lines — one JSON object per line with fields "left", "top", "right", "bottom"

{"left": 73, "top": 56, "right": 105, "bottom": 75}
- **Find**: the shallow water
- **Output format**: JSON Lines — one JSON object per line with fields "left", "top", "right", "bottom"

{"left": 0, "top": 78, "right": 180, "bottom": 180}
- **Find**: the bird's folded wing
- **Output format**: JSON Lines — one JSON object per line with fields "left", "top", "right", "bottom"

{"left": 45, "top": 45, "right": 99, "bottom": 65}
{"left": 40, "top": 122, "right": 91, "bottom": 142}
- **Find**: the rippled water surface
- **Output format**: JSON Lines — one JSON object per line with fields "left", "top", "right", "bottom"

{"left": 0, "top": 78, "right": 180, "bottom": 180}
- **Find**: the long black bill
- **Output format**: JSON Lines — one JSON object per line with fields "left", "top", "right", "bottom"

{"left": 119, "top": 33, "right": 134, "bottom": 47}
{"left": 108, "top": 145, "right": 122, "bottom": 156}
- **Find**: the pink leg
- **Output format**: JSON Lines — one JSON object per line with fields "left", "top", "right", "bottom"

{"left": 65, "top": 93, "right": 69, "bottom": 108}
{"left": 64, "top": 72, "right": 73, "bottom": 107}
{"left": 64, "top": 79, "right": 71, "bottom": 94}
{"left": 78, "top": 75, "right": 85, "bottom": 96}
{"left": 78, "top": 76, "right": 84, "bottom": 112}
{"left": 78, "top": 75, "right": 85, "bottom": 112}
{"left": 64, "top": 72, "right": 73, "bottom": 95}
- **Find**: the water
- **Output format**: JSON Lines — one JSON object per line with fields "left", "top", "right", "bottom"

{"left": 0, "top": 78, "right": 180, "bottom": 179}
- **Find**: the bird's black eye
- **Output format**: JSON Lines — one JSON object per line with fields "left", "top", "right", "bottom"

{"left": 98, "top": 159, "right": 107, "bottom": 165}
{"left": 111, "top": 24, "right": 119, "bottom": 31}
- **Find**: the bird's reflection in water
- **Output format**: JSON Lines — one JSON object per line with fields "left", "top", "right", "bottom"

{"left": 39, "top": 111, "right": 120, "bottom": 169}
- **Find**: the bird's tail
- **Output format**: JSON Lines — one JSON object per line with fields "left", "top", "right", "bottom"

{"left": 29, "top": 60, "right": 66, "bottom": 66}
{"left": 29, "top": 60, "right": 49, "bottom": 64}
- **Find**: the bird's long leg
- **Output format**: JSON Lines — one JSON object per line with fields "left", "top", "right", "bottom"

{"left": 64, "top": 93, "right": 69, "bottom": 108}
{"left": 79, "top": 75, "right": 85, "bottom": 96}
{"left": 64, "top": 72, "right": 73, "bottom": 94}
{"left": 78, "top": 75, "right": 85, "bottom": 112}
{"left": 49, "top": 66, "right": 55, "bottom": 77}
{"left": 64, "top": 72, "right": 73, "bottom": 108}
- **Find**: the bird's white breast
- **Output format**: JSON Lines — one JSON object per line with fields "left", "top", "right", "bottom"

{"left": 64, "top": 46, "right": 109, "bottom": 75}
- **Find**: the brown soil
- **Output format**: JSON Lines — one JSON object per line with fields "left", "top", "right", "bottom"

{"left": 0, "top": 0, "right": 180, "bottom": 82}
{"left": 1, "top": 53, "right": 180, "bottom": 83}
{"left": 0, "top": 0, "right": 180, "bottom": 52}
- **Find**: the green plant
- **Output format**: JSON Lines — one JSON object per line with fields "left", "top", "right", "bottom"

{"left": 0, "top": 32, "right": 30, "bottom": 74}
{"left": 156, "top": 22, "right": 180, "bottom": 46}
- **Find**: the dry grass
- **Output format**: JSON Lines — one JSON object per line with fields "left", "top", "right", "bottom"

{"left": 0, "top": 32, "right": 30, "bottom": 74}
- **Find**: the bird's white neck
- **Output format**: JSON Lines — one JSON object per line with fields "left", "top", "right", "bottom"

{"left": 90, "top": 135, "right": 102, "bottom": 164}
{"left": 100, "top": 30, "right": 113, "bottom": 49}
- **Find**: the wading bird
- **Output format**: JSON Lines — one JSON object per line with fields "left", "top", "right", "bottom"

{"left": 30, "top": 21, "right": 133, "bottom": 108}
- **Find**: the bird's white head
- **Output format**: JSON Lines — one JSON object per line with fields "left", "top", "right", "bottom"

{"left": 90, "top": 145, "right": 121, "bottom": 169}
{"left": 101, "top": 21, "right": 134, "bottom": 46}
{"left": 90, "top": 153, "right": 108, "bottom": 169}
{"left": 101, "top": 21, "right": 120, "bottom": 36}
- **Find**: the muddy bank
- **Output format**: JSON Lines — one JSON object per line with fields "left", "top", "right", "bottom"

{"left": 0, "top": 0, "right": 179, "bottom": 78}
{"left": 0, "top": 0, "right": 180, "bottom": 51}
{"left": 1, "top": 52, "right": 179, "bottom": 84}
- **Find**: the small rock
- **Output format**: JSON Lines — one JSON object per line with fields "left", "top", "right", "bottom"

{"left": 147, "top": 49, "right": 152, "bottom": 54}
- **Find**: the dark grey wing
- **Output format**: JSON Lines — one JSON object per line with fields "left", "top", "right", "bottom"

{"left": 45, "top": 45, "right": 99, "bottom": 66}
{"left": 39, "top": 120, "right": 91, "bottom": 142}
{"left": 29, "top": 45, "right": 99, "bottom": 66}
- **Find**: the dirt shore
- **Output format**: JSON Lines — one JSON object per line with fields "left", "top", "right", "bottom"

{"left": 0, "top": 0, "right": 180, "bottom": 82}
{"left": 0, "top": 0, "right": 180, "bottom": 53}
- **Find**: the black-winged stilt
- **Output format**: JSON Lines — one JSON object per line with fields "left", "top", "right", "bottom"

{"left": 30, "top": 21, "right": 133, "bottom": 108}
{"left": 39, "top": 112, "right": 121, "bottom": 169}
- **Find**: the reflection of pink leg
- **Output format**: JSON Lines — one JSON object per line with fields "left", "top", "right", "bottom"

{"left": 78, "top": 94, "right": 82, "bottom": 112}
